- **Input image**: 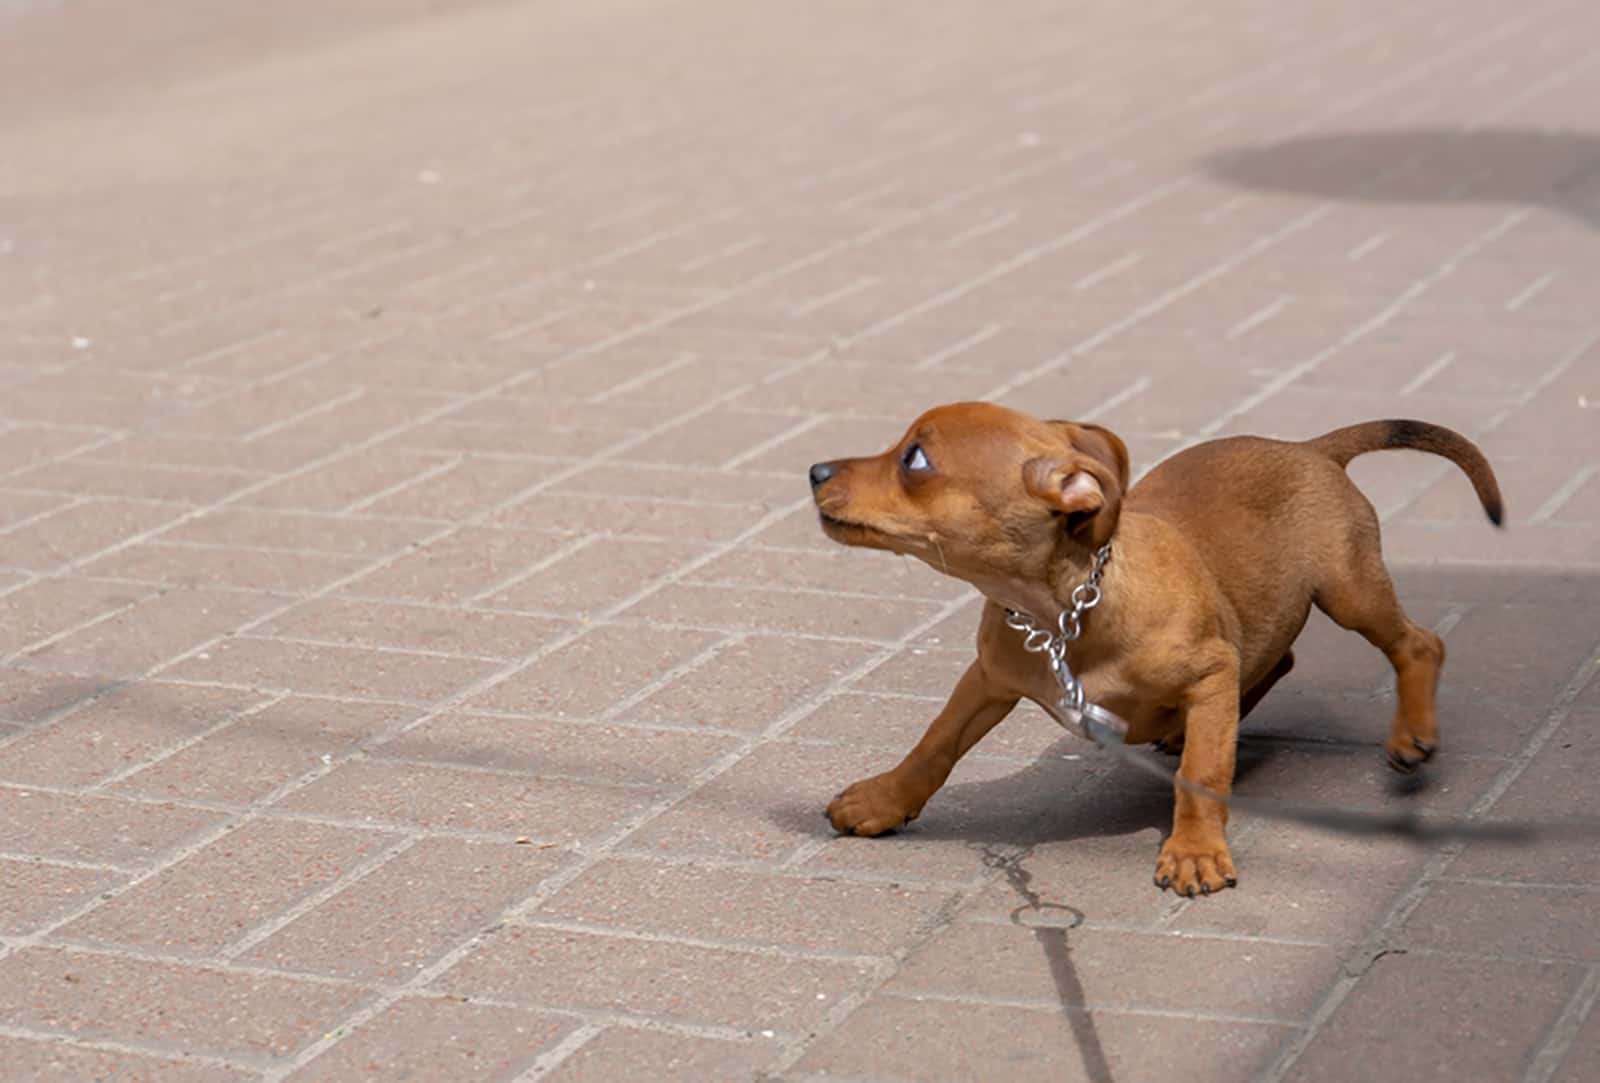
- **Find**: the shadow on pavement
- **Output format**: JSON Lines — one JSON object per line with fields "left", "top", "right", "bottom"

{"left": 1204, "top": 127, "right": 1600, "bottom": 228}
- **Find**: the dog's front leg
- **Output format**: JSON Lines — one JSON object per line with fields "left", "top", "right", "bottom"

{"left": 1155, "top": 650, "right": 1241, "bottom": 896}
{"left": 827, "top": 660, "right": 1018, "bottom": 836}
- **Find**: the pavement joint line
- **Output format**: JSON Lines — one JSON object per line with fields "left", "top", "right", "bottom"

{"left": 1399, "top": 349, "right": 1459, "bottom": 396}
{"left": 0, "top": 1022, "right": 266, "bottom": 1075}
{"left": 240, "top": 386, "right": 367, "bottom": 444}
{"left": 719, "top": 415, "right": 829, "bottom": 472}
{"left": 873, "top": 989, "right": 1305, "bottom": 1028}
{"left": 584, "top": 349, "right": 698, "bottom": 404}
{"left": 459, "top": 534, "right": 603, "bottom": 606}
{"left": 1525, "top": 964, "right": 1600, "bottom": 1083}
{"left": 1532, "top": 463, "right": 1599, "bottom": 522}
{"left": 81, "top": 691, "right": 291, "bottom": 796}
{"left": 588, "top": 849, "right": 982, "bottom": 894}
{"left": 1074, "top": 251, "right": 1144, "bottom": 293}
{"left": 512, "top": 1024, "right": 607, "bottom": 1083}
{"left": 910, "top": 321, "right": 1007, "bottom": 371}
{"left": 24, "top": 936, "right": 378, "bottom": 992}
{"left": 215, "top": 834, "right": 422, "bottom": 963}
{"left": 505, "top": 916, "right": 895, "bottom": 967}
{"left": 944, "top": 209, "right": 1020, "bottom": 247}
{"left": 593, "top": 633, "right": 745, "bottom": 723}
{"left": 0, "top": 584, "right": 165, "bottom": 669}
{"left": 1504, "top": 269, "right": 1559, "bottom": 312}
{"left": 0, "top": 851, "right": 144, "bottom": 876}
{"left": 337, "top": 453, "right": 466, "bottom": 515}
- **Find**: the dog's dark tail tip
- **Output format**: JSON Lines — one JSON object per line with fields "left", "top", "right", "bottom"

{"left": 1313, "top": 419, "right": 1505, "bottom": 527}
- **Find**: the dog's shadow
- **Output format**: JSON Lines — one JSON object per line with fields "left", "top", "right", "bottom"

{"left": 770, "top": 728, "right": 1296, "bottom": 854}
{"left": 1204, "top": 127, "right": 1600, "bottom": 229}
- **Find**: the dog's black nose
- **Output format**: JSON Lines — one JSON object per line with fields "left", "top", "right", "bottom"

{"left": 808, "top": 462, "right": 836, "bottom": 489}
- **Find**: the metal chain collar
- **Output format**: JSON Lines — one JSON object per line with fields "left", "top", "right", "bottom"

{"left": 1004, "top": 542, "right": 1113, "bottom": 718}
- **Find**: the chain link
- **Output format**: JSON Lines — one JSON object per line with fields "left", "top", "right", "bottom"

{"left": 1004, "top": 542, "right": 1112, "bottom": 715}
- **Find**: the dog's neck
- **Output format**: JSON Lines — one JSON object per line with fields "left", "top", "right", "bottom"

{"left": 974, "top": 536, "right": 1110, "bottom": 626}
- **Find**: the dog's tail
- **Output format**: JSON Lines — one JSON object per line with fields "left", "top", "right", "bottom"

{"left": 1307, "top": 419, "right": 1504, "bottom": 526}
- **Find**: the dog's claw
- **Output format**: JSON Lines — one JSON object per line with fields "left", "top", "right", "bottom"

{"left": 1386, "top": 736, "right": 1438, "bottom": 774}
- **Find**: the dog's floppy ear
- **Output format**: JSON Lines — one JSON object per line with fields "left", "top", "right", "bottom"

{"left": 1053, "top": 421, "right": 1129, "bottom": 493}
{"left": 1025, "top": 421, "right": 1130, "bottom": 546}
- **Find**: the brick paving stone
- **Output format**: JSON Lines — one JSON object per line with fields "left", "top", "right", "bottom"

{"left": 1399, "top": 882, "right": 1600, "bottom": 962}
{"left": 0, "top": 576, "right": 155, "bottom": 657}
{"left": 438, "top": 923, "right": 874, "bottom": 1031}
{"left": 278, "top": 759, "right": 652, "bottom": 841}
{"left": 0, "top": 787, "right": 225, "bottom": 868}
{"left": 0, "top": 670, "right": 117, "bottom": 726}
{"left": 379, "top": 713, "right": 739, "bottom": 788}
{"left": 159, "top": 635, "right": 502, "bottom": 702}
{"left": 1284, "top": 954, "right": 1584, "bottom": 1083}
{"left": 0, "top": 682, "right": 264, "bottom": 788}
{"left": 255, "top": 597, "right": 571, "bottom": 661}
{"left": 886, "top": 922, "right": 1341, "bottom": 1022}
{"left": 492, "top": 490, "right": 763, "bottom": 543}
{"left": 0, "top": 1036, "right": 252, "bottom": 1083}
{"left": 284, "top": 996, "right": 571, "bottom": 1081}
{"left": 239, "top": 838, "right": 565, "bottom": 982}
{"left": 162, "top": 507, "right": 428, "bottom": 556}
{"left": 538, "top": 855, "right": 955, "bottom": 957}
{"left": 18, "top": 588, "right": 290, "bottom": 678}
{"left": 109, "top": 697, "right": 420, "bottom": 807}
{"left": 0, "top": 859, "right": 125, "bottom": 936}
{"left": 785, "top": 690, "right": 1064, "bottom": 762}
{"left": 623, "top": 581, "right": 946, "bottom": 641}
{"left": 795, "top": 997, "right": 1289, "bottom": 1081}
{"left": 464, "top": 624, "right": 724, "bottom": 718}
{"left": 544, "top": 1029, "right": 782, "bottom": 1083}
{"left": 482, "top": 537, "right": 707, "bottom": 613}
{"left": 628, "top": 634, "right": 864, "bottom": 732}
{"left": 335, "top": 525, "right": 574, "bottom": 604}
{"left": 58, "top": 819, "right": 396, "bottom": 957}
{"left": 81, "top": 541, "right": 363, "bottom": 594}
{"left": 0, "top": 946, "right": 369, "bottom": 1062}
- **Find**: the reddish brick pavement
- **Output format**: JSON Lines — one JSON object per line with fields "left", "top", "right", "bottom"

{"left": 3, "top": 0, "right": 1598, "bottom": 1079}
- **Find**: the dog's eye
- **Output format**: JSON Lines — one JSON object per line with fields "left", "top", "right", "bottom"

{"left": 902, "top": 444, "right": 931, "bottom": 473}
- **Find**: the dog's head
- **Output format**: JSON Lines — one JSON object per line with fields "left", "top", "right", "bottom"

{"left": 808, "top": 402, "right": 1130, "bottom": 588}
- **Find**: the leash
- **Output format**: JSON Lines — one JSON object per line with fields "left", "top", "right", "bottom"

{"left": 1004, "top": 545, "right": 1540, "bottom": 842}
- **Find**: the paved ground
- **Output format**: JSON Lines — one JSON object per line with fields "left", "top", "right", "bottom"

{"left": 2, "top": 0, "right": 1598, "bottom": 1079}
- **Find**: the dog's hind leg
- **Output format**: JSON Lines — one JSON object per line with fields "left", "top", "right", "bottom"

{"left": 1313, "top": 524, "right": 1443, "bottom": 772}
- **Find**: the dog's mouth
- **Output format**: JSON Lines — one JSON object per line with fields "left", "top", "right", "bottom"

{"left": 816, "top": 510, "right": 916, "bottom": 555}
{"left": 819, "top": 510, "right": 886, "bottom": 543}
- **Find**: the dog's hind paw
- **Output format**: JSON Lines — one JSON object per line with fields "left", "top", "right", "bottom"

{"left": 1385, "top": 735, "right": 1437, "bottom": 774}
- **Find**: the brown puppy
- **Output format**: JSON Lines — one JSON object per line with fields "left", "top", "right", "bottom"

{"left": 808, "top": 402, "right": 1502, "bottom": 896}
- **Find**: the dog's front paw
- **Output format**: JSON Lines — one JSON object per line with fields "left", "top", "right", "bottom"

{"left": 826, "top": 772, "right": 923, "bottom": 837}
{"left": 1154, "top": 834, "right": 1237, "bottom": 897}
